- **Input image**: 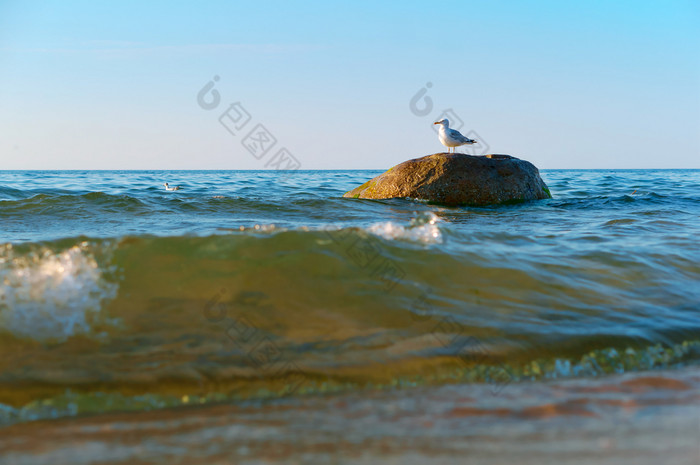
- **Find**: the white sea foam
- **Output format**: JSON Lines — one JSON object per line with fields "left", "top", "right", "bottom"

{"left": 0, "top": 243, "right": 118, "bottom": 341}
{"left": 366, "top": 212, "right": 443, "bottom": 244}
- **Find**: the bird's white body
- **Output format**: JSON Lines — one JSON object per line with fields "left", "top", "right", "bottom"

{"left": 434, "top": 119, "right": 477, "bottom": 153}
{"left": 163, "top": 183, "right": 181, "bottom": 191}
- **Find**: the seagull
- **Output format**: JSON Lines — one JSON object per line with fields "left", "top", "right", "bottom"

{"left": 434, "top": 119, "right": 477, "bottom": 153}
{"left": 163, "top": 183, "right": 181, "bottom": 191}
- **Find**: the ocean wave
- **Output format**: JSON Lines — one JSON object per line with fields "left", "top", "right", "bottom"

{"left": 366, "top": 211, "right": 443, "bottom": 244}
{"left": 0, "top": 228, "right": 696, "bottom": 351}
{"left": 1, "top": 339, "right": 698, "bottom": 427}
{"left": 0, "top": 195, "right": 699, "bottom": 419}
{"left": 0, "top": 192, "right": 148, "bottom": 217}
{"left": 0, "top": 241, "right": 119, "bottom": 341}
{"left": 1, "top": 220, "right": 698, "bottom": 349}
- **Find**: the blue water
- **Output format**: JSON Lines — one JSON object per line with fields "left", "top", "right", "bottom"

{"left": 0, "top": 169, "right": 699, "bottom": 425}
{"left": 1, "top": 169, "right": 698, "bottom": 242}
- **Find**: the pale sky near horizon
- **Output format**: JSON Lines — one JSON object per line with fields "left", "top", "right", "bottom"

{"left": 1, "top": 0, "right": 698, "bottom": 170}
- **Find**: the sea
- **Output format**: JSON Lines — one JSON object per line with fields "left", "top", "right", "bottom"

{"left": 0, "top": 169, "right": 699, "bottom": 464}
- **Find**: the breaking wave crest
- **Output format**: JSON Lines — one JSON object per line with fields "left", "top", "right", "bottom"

{"left": 0, "top": 241, "right": 119, "bottom": 341}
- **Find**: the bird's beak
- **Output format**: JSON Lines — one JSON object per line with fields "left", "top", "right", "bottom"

{"left": 433, "top": 122, "right": 439, "bottom": 125}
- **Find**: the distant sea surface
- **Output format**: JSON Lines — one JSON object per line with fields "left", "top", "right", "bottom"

{"left": 1, "top": 169, "right": 699, "bottom": 463}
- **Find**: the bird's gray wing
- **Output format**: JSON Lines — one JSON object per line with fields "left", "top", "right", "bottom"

{"left": 448, "top": 128, "right": 473, "bottom": 143}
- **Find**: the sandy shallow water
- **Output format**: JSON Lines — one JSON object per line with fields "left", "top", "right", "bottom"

{"left": 1, "top": 365, "right": 698, "bottom": 465}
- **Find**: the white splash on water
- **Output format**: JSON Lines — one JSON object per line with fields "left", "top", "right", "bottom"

{"left": 366, "top": 212, "right": 443, "bottom": 244}
{"left": 0, "top": 242, "right": 118, "bottom": 341}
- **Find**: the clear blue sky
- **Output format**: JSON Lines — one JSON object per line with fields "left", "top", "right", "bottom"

{"left": 1, "top": 0, "right": 698, "bottom": 169}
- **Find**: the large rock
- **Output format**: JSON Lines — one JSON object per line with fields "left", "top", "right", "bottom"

{"left": 343, "top": 153, "right": 551, "bottom": 206}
